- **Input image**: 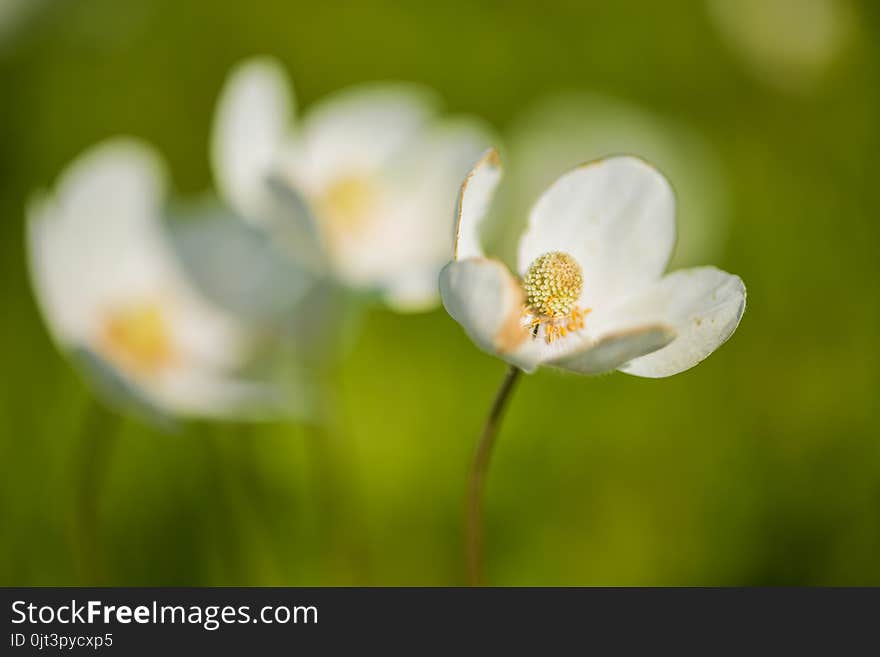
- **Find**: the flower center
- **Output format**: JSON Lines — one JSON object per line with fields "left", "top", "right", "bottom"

{"left": 523, "top": 251, "right": 583, "bottom": 318}
{"left": 316, "top": 175, "right": 377, "bottom": 240}
{"left": 522, "top": 251, "right": 591, "bottom": 344}
{"left": 99, "top": 302, "right": 176, "bottom": 377}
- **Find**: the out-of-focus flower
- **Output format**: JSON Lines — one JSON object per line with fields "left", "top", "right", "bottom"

{"left": 27, "top": 139, "right": 272, "bottom": 419}
{"left": 708, "top": 0, "right": 855, "bottom": 93}
{"left": 211, "top": 57, "right": 492, "bottom": 312}
{"left": 441, "top": 150, "right": 746, "bottom": 377}
{"left": 0, "top": 0, "right": 44, "bottom": 49}
{"left": 503, "top": 93, "right": 728, "bottom": 267}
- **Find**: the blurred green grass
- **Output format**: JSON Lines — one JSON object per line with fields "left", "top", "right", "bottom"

{"left": 1, "top": 0, "right": 879, "bottom": 585}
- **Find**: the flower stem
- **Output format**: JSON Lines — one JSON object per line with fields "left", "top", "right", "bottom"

{"left": 304, "top": 369, "right": 371, "bottom": 585}
{"left": 201, "top": 423, "right": 249, "bottom": 583}
{"left": 466, "top": 364, "right": 521, "bottom": 586}
{"left": 71, "top": 398, "right": 120, "bottom": 584}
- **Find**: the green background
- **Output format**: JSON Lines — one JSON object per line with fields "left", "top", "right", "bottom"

{"left": 1, "top": 0, "right": 879, "bottom": 585}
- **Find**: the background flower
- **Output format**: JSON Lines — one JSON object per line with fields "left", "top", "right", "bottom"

{"left": 707, "top": 0, "right": 856, "bottom": 94}
{"left": 27, "top": 138, "right": 273, "bottom": 420}
{"left": 211, "top": 57, "right": 494, "bottom": 312}
{"left": 0, "top": 0, "right": 45, "bottom": 50}
{"left": 1, "top": 0, "right": 878, "bottom": 586}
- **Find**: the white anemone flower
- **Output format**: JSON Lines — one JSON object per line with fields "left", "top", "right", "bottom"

{"left": 211, "top": 57, "right": 492, "bottom": 312}
{"left": 441, "top": 150, "right": 746, "bottom": 377}
{"left": 27, "top": 138, "right": 268, "bottom": 418}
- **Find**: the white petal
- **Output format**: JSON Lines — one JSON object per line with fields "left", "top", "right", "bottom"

{"left": 167, "top": 203, "right": 316, "bottom": 320}
{"left": 389, "top": 118, "right": 494, "bottom": 268}
{"left": 506, "top": 92, "right": 729, "bottom": 266}
{"left": 26, "top": 139, "right": 169, "bottom": 343}
{"left": 155, "top": 370, "right": 280, "bottom": 419}
{"left": 381, "top": 268, "right": 441, "bottom": 313}
{"left": 210, "top": 57, "right": 293, "bottom": 218}
{"left": 439, "top": 258, "right": 541, "bottom": 371}
{"left": 27, "top": 193, "right": 89, "bottom": 343}
{"left": 294, "top": 83, "right": 436, "bottom": 188}
{"left": 335, "top": 118, "right": 493, "bottom": 307}
{"left": 171, "top": 291, "right": 253, "bottom": 372}
{"left": 453, "top": 147, "right": 502, "bottom": 260}
{"left": 549, "top": 324, "right": 676, "bottom": 375}
{"left": 517, "top": 156, "right": 676, "bottom": 309}
{"left": 71, "top": 347, "right": 172, "bottom": 426}
{"left": 617, "top": 267, "right": 746, "bottom": 378}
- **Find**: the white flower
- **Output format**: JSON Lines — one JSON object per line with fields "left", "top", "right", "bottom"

{"left": 27, "top": 138, "right": 269, "bottom": 418}
{"left": 210, "top": 57, "right": 492, "bottom": 312}
{"left": 440, "top": 150, "right": 746, "bottom": 377}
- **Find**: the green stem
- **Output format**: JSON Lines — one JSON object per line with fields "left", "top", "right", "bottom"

{"left": 201, "top": 423, "right": 249, "bottom": 583}
{"left": 466, "top": 365, "right": 521, "bottom": 586}
{"left": 71, "top": 398, "right": 120, "bottom": 585}
{"left": 304, "top": 372, "right": 370, "bottom": 584}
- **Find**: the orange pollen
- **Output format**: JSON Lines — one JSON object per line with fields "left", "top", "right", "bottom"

{"left": 526, "top": 306, "right": 592, "bottom": 344}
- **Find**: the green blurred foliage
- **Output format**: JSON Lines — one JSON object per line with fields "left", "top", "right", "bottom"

{"left": 1, "top": 0, "right": 879, "bottom": 585}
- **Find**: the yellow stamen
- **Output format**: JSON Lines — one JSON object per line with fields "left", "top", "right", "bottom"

{"left": 99, "top": 302, "right": 175, "bottom": 376}
{"left": 524, "top": 306, "right": 593, "bottom": 344}
{"left": 523, "top": 251, "right": 583, "bottom": 318}
{"left": 315, "top": 175, "right": 377, "bottom": 244}
{"left": 522, "top": 251, "right": 591, "bottom": 343}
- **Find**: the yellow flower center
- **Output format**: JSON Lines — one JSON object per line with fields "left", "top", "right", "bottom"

{"left": 316, "top": 175, "right": 377, "bottom": 242}
{"left": 522, "top": 251, "right": 591, "bottom": 344}
{"left": 523, "top": 251, "right": 583, "bottom": 318}
{"left": 99, "top": 302, "right": 175, "bottom": 376}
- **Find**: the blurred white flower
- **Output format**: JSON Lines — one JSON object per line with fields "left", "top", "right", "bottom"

{"left": 27, "top": 139, "right": 271, "bottom": 418}
{"left": 504, "top": 93, "right": 728, "bottom": 267}
{"left": 441, "top": 150, "right": 746, "bottom": 377}
{"left": 211, "top": 57, "right": 493, "bottom": 312}
{"left": 708, "top": 0, "right": 855, "bottom": 93}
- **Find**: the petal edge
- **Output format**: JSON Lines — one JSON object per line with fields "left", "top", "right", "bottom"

{"left": 618, "top": 267, "right": 746, "bottom": 378}
{"left": 453, "top": 148, "right": 502, "bottom": 260}
{"left": 439, "top": 257, "right": 540, "bottom": 371}
{"left": 550, "top": 324, "right": 676, "bottom": 375}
